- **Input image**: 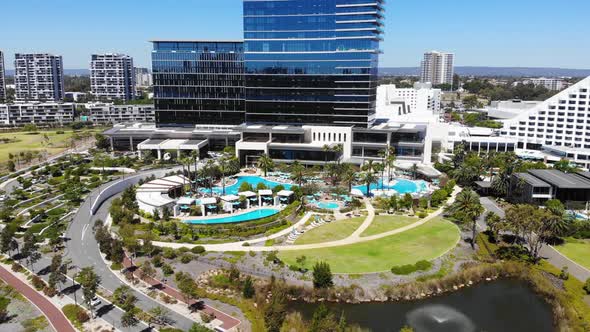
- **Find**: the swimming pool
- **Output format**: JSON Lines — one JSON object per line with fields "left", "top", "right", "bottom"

{"left": 353, "top": 178, "right": 428, "bottom": 196}
{"left": 185, "top": 208, "right": 280, "bottom": 225}
{"left": 308, "top": 200, "right": 340, "bottom": 210}
{"left": 201, "top": 176, "right": 292, "bottom": 196}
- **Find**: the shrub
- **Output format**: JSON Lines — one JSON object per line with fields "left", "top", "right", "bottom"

{"left": 180, "top": 254, "right": 193, "bottom": 264}
{"left": 391, "top": 260, "right": 432, "bottom": 275}
{"left": 76, "top": 310, "right": 90, "bottom": 323}
{"left": 162, "top": 248, "right": 177, "bottom": 260}
{"left": 559, "top": 267, "right": 570, "bottom": 280}
{"left": 161, "top": 264, "right": 174, "bottom": 276}
{"left": 200, "top": 312, "right": 215, "bottom": 323}
{"left": 584, "top": 278, "right": 590, "bottom": 295}
{"left": 11, "top": 263, "right": 23, "bottom": 272}
{"left": 161, "top": 293, "right": 178, "bottom": 304}
{"left": 417, "top": 211, "right": 428, "bottom": 218}
{"left": 191, "top": 246, "right": 206, "bottom": 255}
{"left": 43, "top": 286, "right": 57, "bottom": 297}
{"left": 31, "top": 276, "right": 46, "bottom": 291}
{"left": 312, "top": 262, "right": 333, "bottom": 289}
{"left": 152, "top": 255, "right": 163, "bottom": 267}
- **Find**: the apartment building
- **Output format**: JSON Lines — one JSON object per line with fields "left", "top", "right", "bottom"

{"left": 526, "top": 77, "right": 569, "bottom": 91}
{"left": 0, "top": 51, "right": 5, "bottom": 102}
{"left": 377, "top": 82, "right": 441, "bottom": 120}
{"left": 0, "top": 103, "right": 74, "bottom": 126}
{"left": 14, "top": 53, "right": 65, "bottom": 102}
{"left": 90, "top": 54, "right": 136, "bottom": 101}
{"left": 420, "top": 51, "right": 454, "bottom": 86}
{"left": 134, "top": 67, "right": 152, "bottom": 87}
{"left": 88, "top": 103, "right": 155, "bottom": 124}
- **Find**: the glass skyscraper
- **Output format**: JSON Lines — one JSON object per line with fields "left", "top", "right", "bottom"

{"left": 152, "top": 41, "right": 245, "bottom": 127}
{"left": 243, "top": 0, "right": 384, "bottom": 128}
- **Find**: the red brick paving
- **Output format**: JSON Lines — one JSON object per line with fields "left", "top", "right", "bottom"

{"left": 0, "top": 265, "right": 77, "bottom": 332}
{"left": 123, "top": 256, "right": 241, "bottom": 330}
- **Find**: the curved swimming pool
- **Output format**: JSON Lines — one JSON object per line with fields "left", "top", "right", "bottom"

{"left": 185, "top": 208, "right": 280, "bottom": 225}
{"left": 354, "top": 179, "right": 428, "bottom": 196}
{"left": 201, "top": 176, "right": 292, "bottom": 196}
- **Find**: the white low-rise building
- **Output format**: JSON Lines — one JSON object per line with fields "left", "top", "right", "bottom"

{"left": 377, "top": 83, "right": 442, "bottom": 122}
{"left": 88, "top": 103, "right": 155, "bottom": 124}
{"left": 0, "top": 102, "right": 75, "bottom": 126}
{"left": 136, "top": 175, "right": 190, "bottom": 216}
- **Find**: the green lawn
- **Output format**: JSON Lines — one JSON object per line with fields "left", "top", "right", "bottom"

{"left": 295, "top": 217, "right": 364, "bottom": 245}
{"left": 279, "top": 217, "right": 460, "bottom": 274}
{"left": 0, "top": 129, "right": 99, "bottom": 167}
{"left": 361, "top": 215, "right": 419, "bottom": 237}
{"left": 555, "top": 238, "right": 590, "bottom": 270}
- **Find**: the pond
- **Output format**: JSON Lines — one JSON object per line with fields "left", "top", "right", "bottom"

{"left": 287, "top": 280, "right": 554, "bottom": 332}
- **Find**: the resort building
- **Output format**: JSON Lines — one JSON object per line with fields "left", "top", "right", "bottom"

{"left": 136, "top": 175, "right": 190, "bottom": 216}
{"left": 90, "top": 54, "right": 136, "bottom": 101}
{"left": 14, "top": 53, "right": 65, "bottom": 102}
{"left": 0, "top": 102, "right": 75, "bottom": 127}
{"left": 508, "top": 169, "right": 590, "bottom": 205}
{"left": 0, "top": 51, "right": 5, "bottom": 102}
{"left": 88, "top": 103, "right": 155, "bottom": 124}
{"left": 377, "top": 83, "right": 442, "bottom": 121}
{"left": 420, "top": 51, "right": 454, "bottom": 86}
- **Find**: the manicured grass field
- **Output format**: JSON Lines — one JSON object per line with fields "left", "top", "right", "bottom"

{"left": 0, "top": 129, "right": 98, "bottom": 166}
{"left": 555, "top": 239, "right": 590, "bottom": 270}
{"left": 295, "top": 217, "right": 364, "bottom": 245}
{"left": 360, "top": 215, "right": 419, "bottom": 237}
{"left": 279, "top": 217, "right": 460, "bottom": 274}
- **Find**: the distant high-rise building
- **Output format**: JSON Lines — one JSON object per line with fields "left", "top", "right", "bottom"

{"left": 90, "top": 54, "right": 136, "bottom": 101}
{"left": 526, "top": 77, "right": 569, "bottom": 91}
{"left": 0, "top": 51, "right": 6, "bottom": 102}
{"left": 134, "top": 67, "right": 152, "bottom": 87}
{"left": 14, "top": 53, "right": 65, "bottom": 102}
{"left": 420, "top": 51, "right": 454, "bottom": 86}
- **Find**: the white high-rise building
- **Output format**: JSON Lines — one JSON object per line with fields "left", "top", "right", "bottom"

{"left": 420, "top": 51, "right": 454, "bottom": 86}
{"left": 90, "top": 54, "right": 136, "bottom": 101}
{"left": 134, "top": 67, "right": 152, "bottom": 87}
{"left": 0, "top": 51, "right": 6, "bottom": 102}
{"left": 14, "top": 53, "right": 65, "bottom": 102}
{"left": 526, "top": 77, "right": 569, "bottom": 91}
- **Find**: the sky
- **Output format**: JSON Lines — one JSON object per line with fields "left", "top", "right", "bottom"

{"left": 1, "top": 0, "right": 589, "bottom": 70}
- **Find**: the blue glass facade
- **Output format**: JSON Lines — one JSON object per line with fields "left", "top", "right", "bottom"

{"left": 243, "top": 0, "right": 384, "bottom": 127}
{"left": 152, "top": 41, "right": 245, "bottom": 127}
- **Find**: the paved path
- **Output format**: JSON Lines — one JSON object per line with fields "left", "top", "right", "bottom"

{"left": 480, "top": 196, "right": 590, "bottom": 282}
{"left": 153, "top": 187, "right": 461, "bottom": 252}
{"left": 0, "top": 265, "right": 76, "bottom": 332}
{"left": 122, "top": 256, "right": 241, "bottom": 330}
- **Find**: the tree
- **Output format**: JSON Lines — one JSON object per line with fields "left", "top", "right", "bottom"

{"left": 447, "top": 189, "right": 484, "bottom": 249}
{"left": 0, "top": 227, "right": 17, "bottom": 258}
{"left": 77, "top": 267, "right": 101, "bottom": 318}
{"left": 242, "top": 276, "right": 255, "bottom": 299}
{"left": 322, "top": 144, "right": 331, "bottom": 167}
{"left": 22, "top": 233, "right": 41, "bottom": 272}
{"left": 264, "top": 286, "right": 287, "bottom": 332}
{"left": 121, "top": 311, "right": 139, "bottom": 328}
{"left": 257, "top": 154, "right": 275, "bottom": 177}
{"left": 544, "top": 199, "right": 570, "bottom": 237}
{"left": 553, "top": 159, "right": 579, "bottom": 173}
{"left": 341, "top": 163, "right": 357, "bottom": 193}
{"left": 48, "top": 254, "right": 67, "bottom": 292}
{"left": 504, "top": 204, "right": 554, "bottom": 261}
{"left": 290, "top": 161, "right": 306, "bottom": 187}
{"left": 360, "top": 171, "right": 377, "bottom": 197}
{"left": 312, "top": 262, "right": 333, "bottom": 289}
{"left": 175, "top": 272, "right": 198, "bottom": 307}
{"left": 138, "top": 261, "right": 156, "bottom": 281}
{"left": 112, "top": 285, "right": 138, "bottom": 312}
{"left": 189, "top": 323, "right": 216, "bottom": 332}
{"left": 309, "top": 304, "right": 340, "bottom": 332}
{"left": 6, "top": 160, "right": 15, "bottom": 172}
{"left": 485, "top": 212, "right": 503, "bottom": 241}
{"left": 0, "top": 296, "right": 11, "bottom": 323}
{"left": 149, "top": 306, "right": 174, "bottom": 327}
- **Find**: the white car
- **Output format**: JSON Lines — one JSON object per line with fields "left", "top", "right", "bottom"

{"left": 90, "top": 296, "right": 102, "bottom": 307}
{"left": 0, "top": 195, "right": 6, "bottom": 202}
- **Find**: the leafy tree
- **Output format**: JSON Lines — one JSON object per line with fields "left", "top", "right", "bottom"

{"left": 48, "top": 254, "right": 67, "bottom": 292}
{"left": 447, "top": 189, "right": 484, "bottom": 249}
{"left": 243, "top": 276, "right": 255, "bottom": 299}
{"left": 121, "top": 311, "right": 139, "bottom": 327}
{"left": 584, "top": 278, "right": 590, "bottom": 295}
{"left": 6, "top": 160, "right": 15, "bottom": 172}
{"left": 503, "top": 204, "right": 554, "bottom": 261}
{"left": 309, "top": 304, "right": 340, "bottom": 332}
{"left": 95, "top": 133, "right": 110, "bottom": 150}
{"left": 264, "top": 285, "right": 287, "bottom": 332}
{"left": 22, "top": 233, "right": 41, "bottom": 272}
{"left": 0, "top": 227, "right": 17, "bottom": 258}
{"left": 553, "top": 159, "right": 579, "bottom": 173}
{"left": 312, "top": 262, "right": 333, "bottom": 289}
{"left": 77, "top": 267, "right": 101, "bottom": 318}
{"left": 148, "top": 306, "right": 174, "bottom": 327}
{"left": 175, "top": 272, "right": 199, "bottom": 307}
{"left": 112, "top": 285, "right": 137, "bottom": 312}
{"left": 138, "top": 261, "right": 156, "bottom": 281}
{"left": 485, "top": 212, "right": 503, "bottom": 241}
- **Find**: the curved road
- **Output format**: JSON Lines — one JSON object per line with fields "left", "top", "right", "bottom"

{"left": 63, "top": 167, "right": 200, "bottom": 331}
{"left": 0, "top": 265, "right": 76, "bottom": 332}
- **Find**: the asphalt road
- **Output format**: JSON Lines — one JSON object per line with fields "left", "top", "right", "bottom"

{"left": 479, "top": 196, "right": 590, "bottom": 282}
{"left": 62, "top": 168, "right": 197, "bottom": 331}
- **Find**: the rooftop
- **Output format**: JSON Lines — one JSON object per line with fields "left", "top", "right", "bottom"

{"left": 514, "top": 173, "right": 551, "bottom": 188}
{"left": 527, "top": 169, "right": 590, "bottom": 189}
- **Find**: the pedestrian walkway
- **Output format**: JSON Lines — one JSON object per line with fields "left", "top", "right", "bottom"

{"left": 122, "top": 256, "right": 241, "bottom": 330}
{"left": 0, "top": 265, "right": 76, "bottom": 332}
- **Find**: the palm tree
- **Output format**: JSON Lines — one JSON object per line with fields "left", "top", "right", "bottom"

{"left": 361, "top": 171, "right": 378, "bottom": 197}
{"left": 257, "top": 154, "right": 274, "bottom": 177}
{"left": 373, "top": 163, "right": 385, "bottom": 190}
{"left": 386, "top": 146, "right": 396, "bottom": 181}
{"left": 290, "top": 161, "right": 306, "bottom": 187}
{"left": 180, "top": 156, "right": 193, "bottom": 194}
{"left": 322, "top": 144, "right": 331, "bottom": 167}
{"left": 341, "top": 164, "right": 357, "bottom": 193}
{"left": 203, "top": 160, "right": 217, "bottom": 197}
{"left": 447, "top": 188, "right": 484, "bottom": 249}
{"left": 332, "top": 144, "right": 343, "bottom": 165}
{"left": 190, "top": 150, "right": 199, "bottom": 192}
{"left": 410, "top": 163, "right": 419, "bottom": 180}
{"left": 218, "top": 157, "right": 229, "bottom": 196}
